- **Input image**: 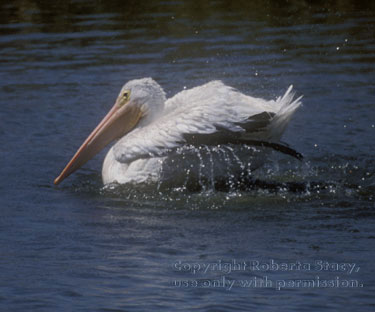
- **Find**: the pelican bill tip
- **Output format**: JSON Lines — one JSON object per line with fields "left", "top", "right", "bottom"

{"left": 54, "top": 176, "right": 62, "bottom": 185}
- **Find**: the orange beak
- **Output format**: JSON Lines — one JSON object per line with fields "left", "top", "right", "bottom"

{"left": 54, "top": 100, "right": 142, "bottom": 185}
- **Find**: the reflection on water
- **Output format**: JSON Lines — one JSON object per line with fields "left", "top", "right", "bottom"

{"left": 1, "top": 0, "right": 375, "bottom": 311}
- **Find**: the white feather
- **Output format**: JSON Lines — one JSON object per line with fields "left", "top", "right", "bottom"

{"left": 102, "top": 78, "right": 301, "bottom": 185}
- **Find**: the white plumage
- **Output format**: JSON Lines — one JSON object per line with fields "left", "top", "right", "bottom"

{"left": 102, "top": 78, "right": 302, "bottom": 185}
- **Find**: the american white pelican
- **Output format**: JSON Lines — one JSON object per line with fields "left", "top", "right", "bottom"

{"left": 54, "top": 78, "right": 302, "bottom": 186}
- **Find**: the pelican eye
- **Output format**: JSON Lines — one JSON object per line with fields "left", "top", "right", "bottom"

{"left": 118, "top": 90, "right": 131, "bottom": 107}
{"left": 123, "top": 90, "right": 130, "bottom": 100}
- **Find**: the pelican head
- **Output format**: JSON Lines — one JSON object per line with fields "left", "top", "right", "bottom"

{"left": 54, "top": 78, "right": 166, "bottom": 185}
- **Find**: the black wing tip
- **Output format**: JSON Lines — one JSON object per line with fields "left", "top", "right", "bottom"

{"left": 238, "top": 139, "right": 303, "bottom": 161}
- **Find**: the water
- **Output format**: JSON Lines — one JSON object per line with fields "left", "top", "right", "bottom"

{"left": 1, "top": 0, "right": 375, "bottom": 311}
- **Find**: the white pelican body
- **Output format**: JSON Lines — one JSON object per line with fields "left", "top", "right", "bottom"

{"left": 54, "top": 78, "right": 302, "bottom": 186}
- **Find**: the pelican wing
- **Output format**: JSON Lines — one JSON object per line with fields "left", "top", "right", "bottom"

{"left": 113, "top": 81, "right": 301, "bottom": 163}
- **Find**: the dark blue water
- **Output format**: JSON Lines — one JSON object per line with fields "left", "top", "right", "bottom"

{"left": 1, "top": 1, "right": 374, "bottom": 311}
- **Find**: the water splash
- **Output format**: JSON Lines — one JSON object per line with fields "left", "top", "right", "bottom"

{"left": 204, "top": 145, "right": 215, "bottom": 190}
{"left": 69, "top": 145, "right": 375, "bottom": 210}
